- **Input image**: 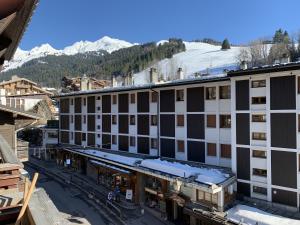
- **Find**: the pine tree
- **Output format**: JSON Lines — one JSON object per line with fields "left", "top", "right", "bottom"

{"left": 221, "top": 38, "right": 231, "bottom": 50}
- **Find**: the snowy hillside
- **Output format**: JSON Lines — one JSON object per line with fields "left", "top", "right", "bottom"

{"left": 3, "top": 36, "right": 135, "bottom": 71}
{"left": 134, "top": 41, "right": 241, "bottom": 84}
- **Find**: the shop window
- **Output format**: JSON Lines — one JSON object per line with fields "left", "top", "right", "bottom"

{"left": 177, "top": 115, "right": 184, "bottom": 127}
{"left": 207, "top": 115, "right": 216, "bottom": 128}
{"left": 151, "top": 138, "right": 158, "bottom": 149}
{"left": 207, "top": 143, "right": 217, "bottom": 156}
{"left": 219, "top": 85, "right": 231, "bottom": 99}
{"left": 151, "top": 115, "right": 157, "bottom": 126}
{"left": 112, "top": 115, "right": 117, "bottom": 125}
{"left": 83, "top": 115, "right": 86, "bottom": 124}
{"left": 177, "top": 140, "right": 185, "bottom": 153}
{"left": 252, "top": 150, "right": 267, "bottom": 158}
{"left": 130, "top": 115, "right": 135, "bottom": 125}
{"left": 151, "top": 92, "right": 158, "bottom": 103}
{"left": 252, "top": 132, "right": 266, "bottom": 141}
{"left": 112, "top": 135, "right": 117, "bottom": 145}
{"left": 220, "top": 115, "right": 231, "bottom": 128}
{"left": 252, "top": 114, "right": 266, "bottom": 122}
{"left": 253, "top": 168, "right": 267, "bottom": 177}
{"left": 206, "top": 87, "right": 216, "bottom": 100}
{"left": 253, "top": 186, "right": 267, "bottom": 195}
{"left": 220, "top": 144, "right": 231, "bottom": 159}
{"left": 176, "top": 89, "right": 184, "bottom": 101}
{"left": 252, "top": 80, "right": 266, "bottom": 88}
{"left": 112, "top": 95, "right": 117, "bottom": 104}
{"left": 252, "top": 97, "right": 266, "bottom": 104}
{"left": 130, "top": 93, "right": 135, "bottom": 104}
{"left": 130, "top": 136, "right": 135, "bottom": 147}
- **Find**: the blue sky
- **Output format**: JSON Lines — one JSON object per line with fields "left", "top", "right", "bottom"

{"left": 20, "top": 0, "right": 300, "bottom": 50}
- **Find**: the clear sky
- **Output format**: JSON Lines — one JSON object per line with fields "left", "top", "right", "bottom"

{"left": 20, "top": 0, "right": 300, "bottom": 50}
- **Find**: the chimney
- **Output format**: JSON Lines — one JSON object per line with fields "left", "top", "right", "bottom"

{"left": 240, "top": 61, "right": 248, "bottom": 70}
{"left": 150, "top": 68, "right": 158, "bottom": 83}
{"left": 177, "top": 67, "right": 184, "bottom": 79}
{"left": 111, "top": 75, "right": 117, "bottom": 87}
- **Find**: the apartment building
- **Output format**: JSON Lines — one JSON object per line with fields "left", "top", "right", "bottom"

{"left": 57, "top": 62, "right": 300, "bottom": 217}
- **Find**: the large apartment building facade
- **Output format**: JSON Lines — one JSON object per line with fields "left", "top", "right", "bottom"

{"left": 57, "top": 63, "right": 300, "bottom": 214}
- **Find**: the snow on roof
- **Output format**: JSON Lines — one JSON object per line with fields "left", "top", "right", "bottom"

{"left": 140, "top": 159, "right": 230, "bottom": 185}
{"left": 226, "top": 204, "right": 300, "bottom": 225}
{"left": 90, "top": 160, "right": 131, "bottom": 174}
{"left": 77, "top": 149, "right": 143, "bottom": 166}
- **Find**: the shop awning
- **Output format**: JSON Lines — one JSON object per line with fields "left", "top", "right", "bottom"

{"left": 90, "top": 160, "right": 131, "bottom": 174}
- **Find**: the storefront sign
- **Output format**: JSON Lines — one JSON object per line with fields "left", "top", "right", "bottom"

{"left": 126, "top": 189, "right": 133, "bottom": 200}
{"left": 66, "top": 159, "right": 71, "bottom": 165}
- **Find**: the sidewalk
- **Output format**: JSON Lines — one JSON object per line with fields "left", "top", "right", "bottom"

{"left": 28, "top": 157, "right": 174, "bottom": 225}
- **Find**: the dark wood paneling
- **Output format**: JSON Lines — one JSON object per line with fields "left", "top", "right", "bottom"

{"left": 187, "top": 87, "right": 204, "bottom": 112}
{"left": 272, "top": 188, "right": 297, "bottom": 207}
{"left": 60, "top": 98, "right": 69, "bottom": 113}
{"left": 87, "top": 115, "right": 95, "bottom": 132}
{"left": 236, "top": 113, "right": 250, "bottom": 145}
{"left": 60, "top": 131, "right": 69, "bottom": 144}
{"left": 237, "top": 182, "right": 250, "bottom": 197}
{"left": 271, "top": 150, "right": 297, "bottom": 188}
{"left": 237, "top": 147, "right": 250, "bottom": 180}
{"left": 187, "top": 141, "right": 205, "bottom": 163}
{"left": 87, "top": 133, "right": 95, "bottom": 146}
{"left": 119, "top": 115, "right": 129, "bottom": 134}
{"left": 236, "top": 80, "right": 249, "bottom": 110}
{"left": 138, "top": 115, "right": 149, "bottom": 135}
{"left": 160, "top": 90, "right": 175, "bottom": 112}
{"left": 161, "top": 138, "right": 175, "bottom": 158}
{"left": 102, "top": 95, "right": 111, "bottom": 113}
{"left": 160, "top": 114, "right": 175, "bottom": 137}
{"left": 118, "top": 135, "right": 129, "bottom": 152}
{"left": 75, "top": 98, "right": 82, "bottom": 113}
{"left": 87, "top": 96, "right": 95, "bottom": 113}
{"left": 187, "top": 114, "right": 204, "bottom": 139}
{"left": 60, "top": 115, "right": 69, "bottom": 130}
{"left": 138, "top": 137, "right": 149, "bottom": 154}
{"left": 75, "top": 115, "right": 82, "bottom": 131}
{"left": 271, "top": 75, "right": 295, "bottom": 110}
{"left": 271, "top": 113, "right": 296, "bottom": 149}
{"left": 102, "top": 134, "right": 111, "bottom": 149}
{"left": 137, "top": 92, "right": 149, "bottom": 113}
{"left": 75, "top": 132, "right": 81, "bottom": 145}
{"left": 102, "top": 115, "right": 111, "bottom": 133}
{"left": 118, "top": 94, "right": 129, "bottom": 113}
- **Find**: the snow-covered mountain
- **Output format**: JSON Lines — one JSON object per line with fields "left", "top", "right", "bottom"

{"left": 3, "top": 36, "right": 135, "bottom": 71}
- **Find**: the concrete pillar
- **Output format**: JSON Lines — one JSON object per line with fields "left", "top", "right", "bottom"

{"left": 136, "top": 173, "right": 146, "bottom": 204}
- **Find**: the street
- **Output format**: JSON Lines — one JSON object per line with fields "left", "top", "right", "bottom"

{"left": 25, "top": 163, "right": 110, "bottom": 225}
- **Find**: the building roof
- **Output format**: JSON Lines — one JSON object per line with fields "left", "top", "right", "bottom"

{"left": 0, "top": 103, "right": 40, "bottom": 119}
{"left": 0, "top": 0, "right": 38, "bottom": 68}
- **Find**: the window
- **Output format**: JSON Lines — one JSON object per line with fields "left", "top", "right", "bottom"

{"left": 151, "top": 138, "right": 158, "bottom": 149}
{"left": 207, "top": 143, "right": 217, "bottom": 156}
{"left": 130, "top": 115, "right": 135, "bottom": 125}
{"left": 151, "top": 92, "right": 158, "bottom": 103}
{"left": 130, "top": 136, "right": 135, "bottom": 146}
{"left": 252, "top": 132, "right": 266, "bottom": 141}
{"left": 83, "top": 115, "right": 86, "bottom": 124}
{"left": 197, "top": 190, "right": 218, "bottom": 205}
{"left": 97, "top": 106, "right": 101, "bottom": 111}
{"left": 112, "top": 95, "right": 117, "bottom": 104}
{"left": 252, "top": 97, "right": 266, "bottom": 104}
{"left": 220, "top": 115, "right": 231, "bottom": 128}
{"left": 220, "top": 144, "right": 231, "bottom": 159}
{"left": 253, "top": 186, "right": 267, "bottom": 195}
{"left": 207, "top": 115, "right": 216, "bottom": 128}
{"left": 252, "top": 80, "right": 266, "bottom": 88}
{"left": 151, "top": 115, "right": 158, "bottom": 126}
{"left": 176, "top": 89, "right": 184, "bottom": 101}
{"left": 177, "top": 115, "right": 184, "bottom": 127}
{"left": 112, "top": 135, "right": 117, "bottom": 144}
{"left": 219, "top": 86, "right": 231, "bottom": 99}
{"left": 253, "top": 168, "right": 267, "bottom": 177}
{"left": 82, "top": 133, "right": 86, "bottom": 141}
{"left": 252, "top": 114, "right": 266, "bottom": 122}
{"left": 112, "top": 115, "right": 117, "bottom": 125}
{"left": 206, "top": 87, "right": 216, "bottom": 100}
{"left": 83, "top": 98, "right": 86, "bottom": 106}
{"left": 130, "top": 93, "right": 135, "bottom": 104}
{"left": 177, "top": 140, "right": 185, "bottom": 153}
{"left": 252, "top": 150, "right": 267, "bottom": 158}
{"left": 97, "top": 96, "right": 101, "bottom": 100}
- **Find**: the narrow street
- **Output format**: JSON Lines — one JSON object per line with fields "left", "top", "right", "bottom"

{"left": 25, "top": 163, "right": 110, "bottom": 225}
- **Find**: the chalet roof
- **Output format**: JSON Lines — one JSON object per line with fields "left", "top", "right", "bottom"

{"left": 0, "top": 0, "right": 38, "bottom": 68}
{"left": 0, "top": 104, "right": 40, "bottom": 119}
